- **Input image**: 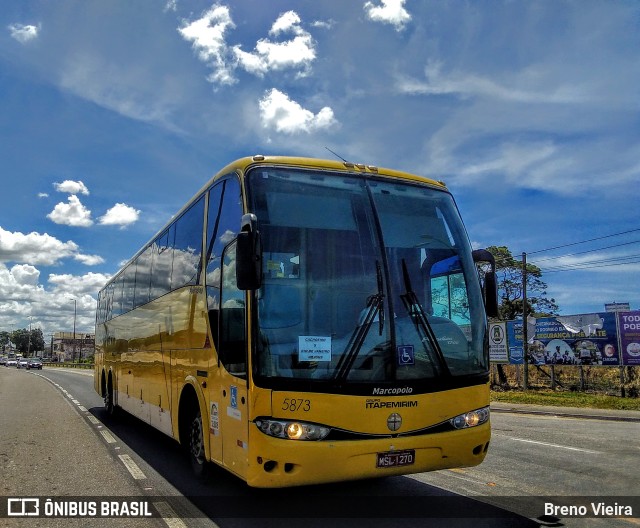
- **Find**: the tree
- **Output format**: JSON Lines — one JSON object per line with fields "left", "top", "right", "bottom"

{"left": 487, "top": 246, "right": 559, "bottom": 320}
{"left": 29, "top": 328, "right": 46, "bottom": 354}
{"left": 10, "top": 328, "right": 45, "bottom": 355}
{"left": 0, "top": 331, "right": 11, "bottom": 352}
{"left": 487, "top": 246, "right": 559, "bottom": 387}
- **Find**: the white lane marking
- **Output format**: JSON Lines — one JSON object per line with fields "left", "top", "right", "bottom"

{"left": 118, "top": 454, "right": 147, "bottom": 480}
{"left": 153, "top": 501, "right": 188, "bottom": 528}
{"left": 87, "top": 415, "right": 100, "bottom": 425}
{"left": 501, "top": 435, "right": 602, "bottom": 454}
{"left": 100, "top": 430, "right": 117, "bottom": 444}
{"left": 78, "top": 405, "right": 88, "bottom": 412}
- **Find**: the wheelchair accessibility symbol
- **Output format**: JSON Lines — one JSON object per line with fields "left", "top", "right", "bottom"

{"left": 397, "top": 345, "right": 415, "bottom": 366}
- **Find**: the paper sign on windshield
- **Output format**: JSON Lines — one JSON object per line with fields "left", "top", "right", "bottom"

{"left": 299, "top": 336, "right": 332, "bottom": 361}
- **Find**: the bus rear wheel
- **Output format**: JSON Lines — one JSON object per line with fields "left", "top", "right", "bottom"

{"left": 189, "top": 409, "right": 208, "bottom": 477}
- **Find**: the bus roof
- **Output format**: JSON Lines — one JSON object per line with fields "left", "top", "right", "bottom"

{"left": 214, "top": 155, "right": 446, "bottom": 190}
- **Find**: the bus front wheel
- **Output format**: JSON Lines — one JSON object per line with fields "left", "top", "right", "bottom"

{"left": 189, "top": 409, "right": 208, "bottom": 478}
{"left": 104, "top": 377, "right": 116, "bottom": 417}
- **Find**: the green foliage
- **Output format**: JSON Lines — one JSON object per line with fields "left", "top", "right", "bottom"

{"left": 0, "top": 331, "right": 10, "bottom": 351}
{"left": 487, "top": 245, "right": 559, "bottom": 320}
{"left": 7, "top": 328, "right": 45, "bottom": 354}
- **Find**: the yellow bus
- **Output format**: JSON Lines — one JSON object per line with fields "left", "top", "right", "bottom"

{"left": 94, "top": 155, "right": 498, "bottom": 488}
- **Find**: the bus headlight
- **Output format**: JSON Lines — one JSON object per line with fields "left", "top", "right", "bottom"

{"left": 255, "top": 419, "right": 331, "bottom": 441}
{"left": 449, "top": 407, "right": 490, "bottom": 430}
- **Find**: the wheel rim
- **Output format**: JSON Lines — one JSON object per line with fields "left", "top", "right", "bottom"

{"left": 190, "top": 414, "right": 205, "bottom": 465}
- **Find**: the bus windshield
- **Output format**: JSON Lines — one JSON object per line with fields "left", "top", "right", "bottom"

{"left": 248, "top": 167, "right": 487, "bottom": 392}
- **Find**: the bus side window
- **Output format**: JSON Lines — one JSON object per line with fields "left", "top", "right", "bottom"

{"left": 219, "top": 240, "right": 246, "bottom": 377}
{"left": 150, "top": 228, "right": 173, "bottom": 299}
{"left": 205, "top": 176, "right": 243, "bottom": 363}
{"left": 205, "top": 182, "right": 224, "bottom": 348}
{"left": 112, "top": 274, "right": 124, "bottom": 317}
{"left": 171, "top": 195, "right": 205, "bottom": 289}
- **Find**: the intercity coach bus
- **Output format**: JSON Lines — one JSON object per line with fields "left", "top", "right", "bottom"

{"left": 94, "top": 155, "right": 498, "bottom": 488}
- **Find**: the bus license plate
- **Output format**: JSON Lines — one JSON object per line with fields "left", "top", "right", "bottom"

{"left": 376, "top": 449, "right": 415, "bottom": 468}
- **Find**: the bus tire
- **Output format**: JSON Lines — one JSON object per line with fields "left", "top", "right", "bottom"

{"left": 104, "top": 375, "right": 116, "bottom": 417}
{"left": 188, "top": 407, "right": 208, "bottom": 478}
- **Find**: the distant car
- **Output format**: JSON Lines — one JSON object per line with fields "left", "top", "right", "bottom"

{"left": 6, "top": 359, "right": 17, "bottom": 367}
{"left": 0, "top": 356, "right": 7, "bottom": 365}
{"left": 27, "top": 359, "right": 43, "bottom": 370}
{"left": 17, "top": 358, "right": 29, "bottom": 369}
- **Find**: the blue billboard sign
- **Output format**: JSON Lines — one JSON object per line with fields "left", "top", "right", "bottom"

{"left": 505, "top": 313, "right": 620, "bottom": 366}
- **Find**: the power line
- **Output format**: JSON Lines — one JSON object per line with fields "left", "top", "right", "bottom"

{"left": 539, "top": 253, "right": 640, "bottom": 272}
{"left": 525, "top": 228, "right": 640, "bottom": 255}
{"left": 487, "top": 231, "right": 640, "bottom": 275}
{"left": 540, "top": 259, "right": 640, "bottom": 273}
{"left": 530, "top": 239, "right": 640, "bottom": 264}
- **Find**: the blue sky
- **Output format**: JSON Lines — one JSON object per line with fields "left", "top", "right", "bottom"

{"left": 1, "top": 0, "right": 639, "bottom": 336}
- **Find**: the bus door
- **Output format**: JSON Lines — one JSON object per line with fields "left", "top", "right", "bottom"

{"left": 210, "top": 240, "right": 249, "bottom": 478}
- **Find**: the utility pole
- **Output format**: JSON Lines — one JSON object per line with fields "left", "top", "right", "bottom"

{"left": 27, "top": 316, "right": 33, "bottom": 358}
{"left": 522, "top": 252, "right": 528, "bottom": 390}
{"left": 48, "top": 333, "right": 54, "bottom": 360}
{"left": 69, "top": 298, "right": 77, "bottom": 362}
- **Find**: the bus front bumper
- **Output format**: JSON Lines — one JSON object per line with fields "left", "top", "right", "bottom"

{"left": 245, "top": 422, "right": 490, "bottom": 488}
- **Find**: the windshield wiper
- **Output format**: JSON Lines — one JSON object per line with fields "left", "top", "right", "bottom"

{"left": 399, "top": 259, "right": 451, "bottom": 377}
{"left": 334, "top": 261, "right": 385, "bottom": 383}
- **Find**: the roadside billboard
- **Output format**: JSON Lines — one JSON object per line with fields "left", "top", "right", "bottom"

{"left": 506, "top": 313, "right": 620, "bottom": 366}
{"left": 618, "top": 310, "right": 640, "bottom": 366}
{"left": 506, "top": 320, "right": 524, "bottom": 365}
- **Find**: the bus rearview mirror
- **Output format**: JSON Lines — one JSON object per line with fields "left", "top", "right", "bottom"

{"left": 472, "top": 249, "right": 499, "bottom": 318}
{"left": 236, "top": 230, "right": 262, "bottom": 290}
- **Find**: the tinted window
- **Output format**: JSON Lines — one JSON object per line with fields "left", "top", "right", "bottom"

{"left": 219, "top": 241, "right": 246, "bottom": 377}
{"left": 122, "top": 263, "right": 136, "bottom": 313}
{"left": 134, "top": 245, "right": 153, "bottom": 308}
{"left": 105, "top": 282, "right": 114, "bottom": 321}
{"left": 205, "top": 177, "right": 243, "bottom": 348}
{"left": 171, "top": 195, "right": 205, "bottom": 289}
{"left": 150, "top": 227, "right": 173, "bottom": 299}
{"left": 112, "top": 274, "right": 124, "bottom": 317}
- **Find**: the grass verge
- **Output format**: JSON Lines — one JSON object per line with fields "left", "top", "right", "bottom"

{"left": 490, "top": 389, "right": 640, "bottom": 411}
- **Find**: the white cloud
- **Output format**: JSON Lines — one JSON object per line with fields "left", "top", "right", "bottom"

{"left": 180, "top": 7, "right": 317, "bottom": 85}
{"left": 47, "top": 195, "right": 93, "bottom": 227}
{"left": 363, "top": 0, "right": 411, "bottom": 32}
{"left": 259, "top": 89, "right": 337, "bottom": 134}
{"left": 233, "top": 11, "right": 316, "bottom": 78}
{"left": 0, "top": 264, "right": 45, "bottom": 304}
{"left": 0, "top": 227, "right": 80, "bottom": 265}
{"left": 48, "top": 272, "right": 111, "bottom": 296}
{"left": 178, "top": 4, "right": 237, "bottom": 86}
{"left": 460, "top": 141, "right": 557, "bottom": 182}
{"left": 8, "top": 23, "right": 40, "bottom": 44}
{"left": 74, "top": 254, "right": 105, "bottom": 266}
{"left": 98, "top": 203, "right": 141, "bottom": 227}
{"left": 54, "top": 180, "right": 90, "bottom": 195}
{"left": 164, "top": 0, "right": 178, "bottom": 12}
{"left": 311, "top": 19, "right": 335, "bottom": 30}
{"left": 11, "top": 264, "right": 40, "bottom": 286}
{"left": 59, "top": 51, "right": 186, "bottom": 131}
{"left": 38, "top": 193, "right": 49, "bottom": 198}
{"left": 0, "top": 264, "right": 109, "bottom": 334}
{"left": 397, "top": 61, "right": 591, "bottom": 104}
{"left": 270, "top": 11, "right": 301, "bottom": 35}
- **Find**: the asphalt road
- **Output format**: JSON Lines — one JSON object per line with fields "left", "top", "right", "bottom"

{"left": 1, "top": 366, "right": 639, "bottom": 527}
